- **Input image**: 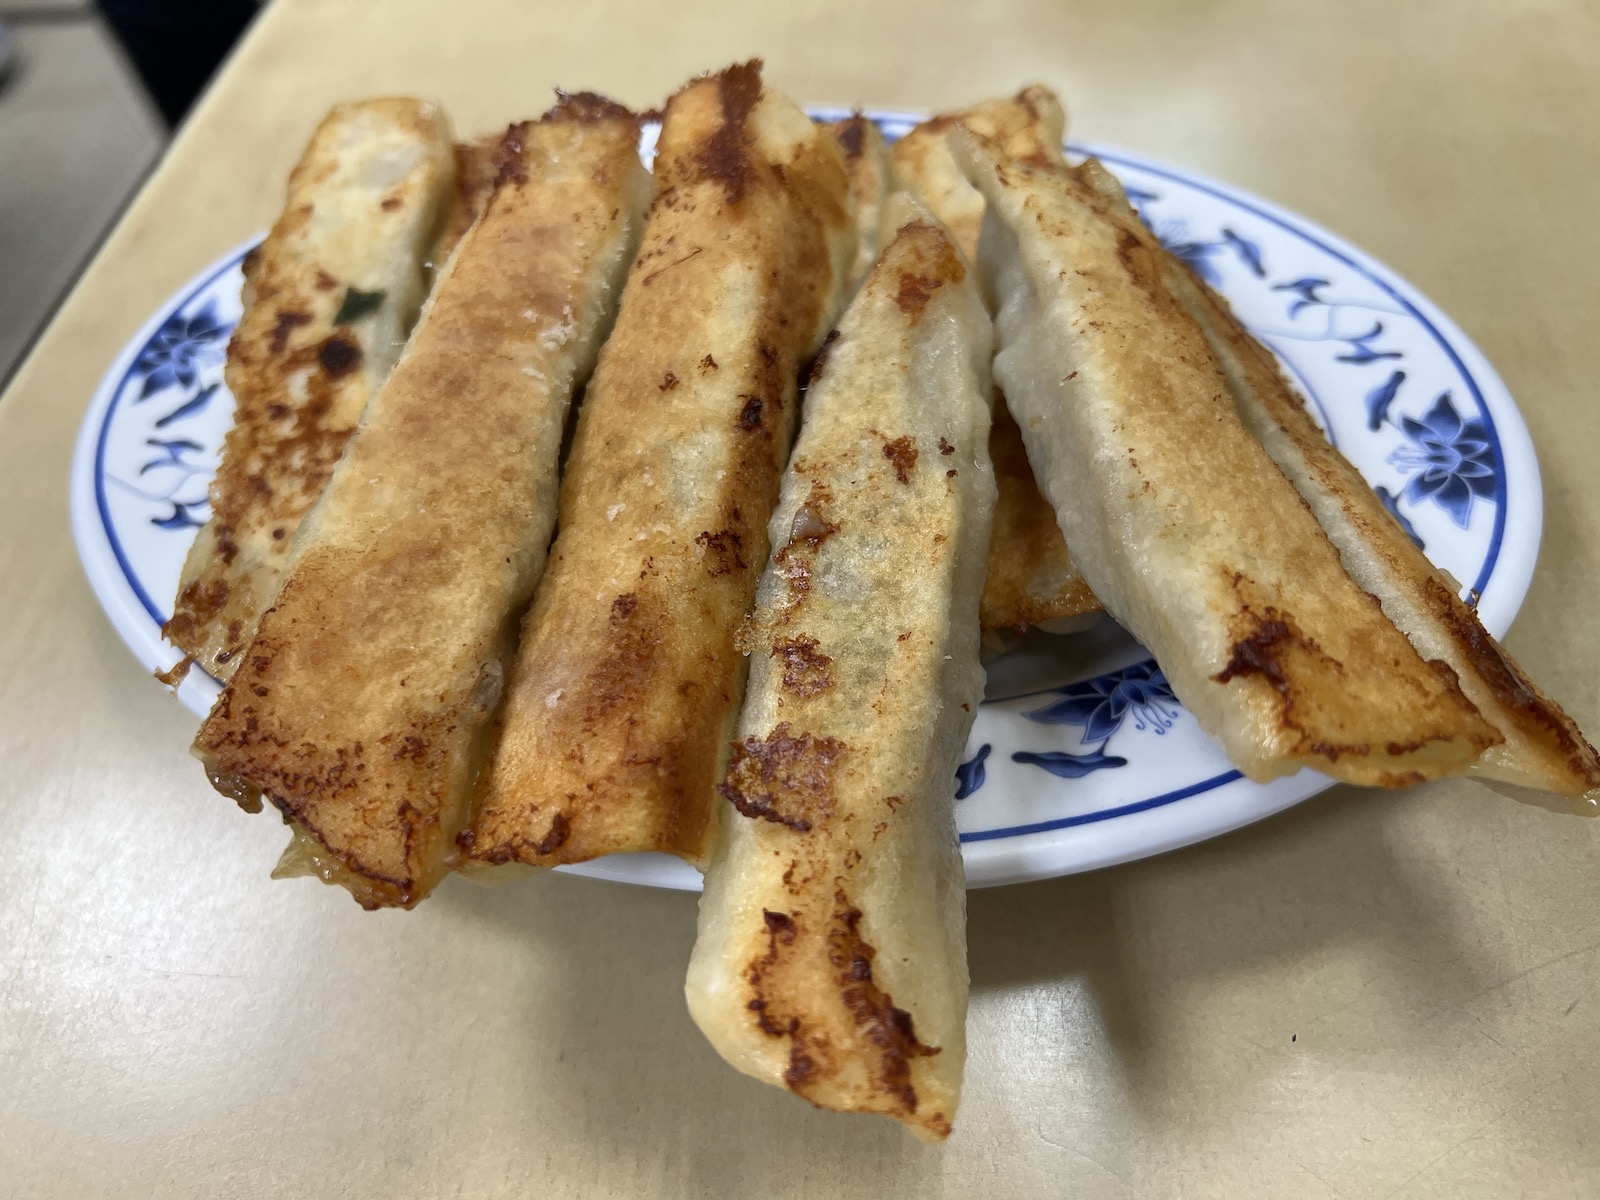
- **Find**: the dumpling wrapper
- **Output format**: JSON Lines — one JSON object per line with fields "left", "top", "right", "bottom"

{"left": 954, "top": 126, "right": 1503, "bottom": 786}
{"left": 1058, "top": 157, "right": 1600, "bottom": 810}
{"left": 426, "top": 130, "right": 502, "bottom": 274}
{"left": 164, "top": 98, "right": 456, "bottom": 682}
{"left": 889, "top": 84, "right": 1067, "bottom": 262}
{"left": 687, "top": 195, "right": 994, "bottom": 1142}
{"left": 891, "top": 87, "right": 1104, "bottom": 632}
{"left": 824, "top": 113, "right": 893, "bottom": 294}
{"left": 461, "top": 61, "right": 855, "bottom": 872}
{"left": 194, "top": 96, "right": 651, "bottom": 908}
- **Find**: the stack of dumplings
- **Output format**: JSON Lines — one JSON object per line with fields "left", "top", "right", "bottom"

{"left": 162, "top": 64, "right": 1600, "bottom": 1139}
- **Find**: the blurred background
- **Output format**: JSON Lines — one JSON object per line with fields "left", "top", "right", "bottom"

{"left": 0, "top": 0, "right": 255, "bottom": 388}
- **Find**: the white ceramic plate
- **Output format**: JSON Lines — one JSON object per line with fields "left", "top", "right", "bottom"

{"left": 70, "top": 108, "right": 1542, "bottom": 891}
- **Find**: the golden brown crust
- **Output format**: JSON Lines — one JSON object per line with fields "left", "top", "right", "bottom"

{"left": 164, "top": 98, "right": 455, "bottom": 681}
{"left": 957, "top": 128, "right": 1504, "bottom": 785}
{"left": 463, "top": 62, "right": 855, "bottom": 870}
{"left": 427, "top": 93, "right": 642, "bottom": 277}
{"left": 426, "top": 133, "right": 501, "bottom": 272}
{"left": 687, "top": 204, "right": 990, "bottom": 1141}
{"left": 741, "top": 890, "right": 947, "bottom": 1137}
{"left": 889, "top": 86, "right": 1067, "bottom": 262}
{"left": 1033, "top": 150, "right": 1597, "bottom": 805}
{"left": 194, "top": 101, "right": 650, "bottom": 907}
{"left": 1154, "top": 242, "right": 1600, "bottom": 803}
{"left": 981, "top": 402, "right": 1101, "bottom": 630}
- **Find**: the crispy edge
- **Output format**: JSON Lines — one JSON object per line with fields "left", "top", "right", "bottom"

{"left": 954, "top": 127, "right": 1504, "bottom": 784}
{"left": 1063, "top": 153, "right": 1598, "bottom": 806}
{"left": 196, "top": 101, "right": 647, "bottom": 907}
{"left": 461, "top": 62, "right": 856, "bottom": 870}
{"left": 163, "top": 99, "right": 455, "bottom": 682}
{"left": 693, "top": 208, "right": 988, "bottom": 1140}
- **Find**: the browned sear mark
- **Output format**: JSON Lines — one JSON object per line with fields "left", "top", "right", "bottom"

{"left": 834, "top": 114, "right": 866, "bottom": 159}
{"left": 269, "top": 311, "right": 312, "bottom": 354}
{"left": 695, "top": 528, "right": 748, "bottom": 576}
{"left": 1115, "top": 226, "right": 1148, "bottom": 276}
{"left": 882, "top": 435, "right": 918, "bottom": 484}
{"left": 737, "top": 395, "right": 764, "bottom": 430}
{"left": 718, "top": 722, "right": 844, "bottom": 832}
{"left": 545, "top": 90, "right": 636, "bottom": 125}
{"left": 1421, "top": 576, "right": 1599, "bottom": 770}
{"left": 534, "top": 812, "right": 571, "bottom": 855}
{"left": 748, "top": 909, "right": 800, "bottom": 1036}
{"left": 826, "top": 897, "right": 939, "bottom": 1111}
{"left": 895, "top": 272, "right": 944, "bottom": 316}
{"left": 166, "top": 577, "right": 230, "bottom": 643}
{"left": 393, "top": 735, "right": 427, "bottom": 762}
{"left": 785, "top": 1048, "right": 817, "bottom": 1087}
{"left": 764, "top": 908, "right": 797, "bottom": 937}
{"left": 938, "top": 437, "right": 955, "bottom": 455}
{"left": 660, "top": 371, "right": 679, "bottom": 391}
{"left": 317, "top": 336, "right": 362, "bottom": 378}
{"left": 772, "top": 636, "right": 833, "bottom": 697}
{"left": 698, "top": 59, "right": 764, "bottom": 205}
{"left": 492, "top": 120, "right": 532, "bottom": 187}
{"left": 777, "top": 554, "right": 812, "bottom": 607}
{"left": 803, "top": 329, "right": 840, "bottom": 388}
{"left": 456, "top": 810, "right": 571, "bottom": 863}
{"left": 743, "top": 887, "right": 940, "bottom": 1120}
{"left": 1213, "top": 609, "right": 1296, "bottom": 693}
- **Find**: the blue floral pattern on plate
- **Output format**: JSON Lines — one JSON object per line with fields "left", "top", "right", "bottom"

{"left": 1388, "top": 393, "right": 1497, "bottom": 529}
{"left": 954, "top": 744, "right": 990, "bottom": 800}
{"left": 70, "top": 114, "right": 1538, "bottom": 892}
{"left": 130, "top": 300, "right": 231, "bottom": 401}
{"left": 994, "top": 662, "right": 1176, "bottom": 786}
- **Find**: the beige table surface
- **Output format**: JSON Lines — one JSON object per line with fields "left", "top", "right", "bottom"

{"left": 4, "top": 1, "right": 1599, "bottom": 1195}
